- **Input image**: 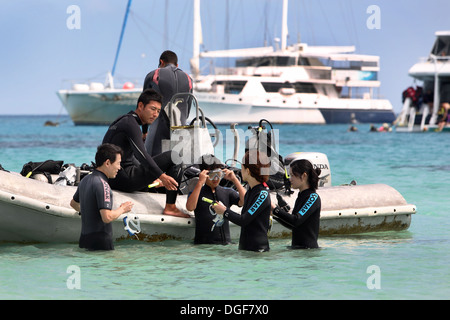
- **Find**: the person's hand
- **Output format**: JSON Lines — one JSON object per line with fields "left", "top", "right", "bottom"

{"left": 222, "top": 168, "right": 237, "bottom": 182}
{"left": 159, "top": 173, "right": 178, "bottom": 191}
{"left": 214, "top": 201, "right": 226, "bottom": 215}
{"left": 198, "top": 170, "right": 209, "bottom": 184}
{"left": 120, "top": 201, "right": 134, "bottom": 213}
{"left": 150, "top": 178, "right": 163, "bottom": 188}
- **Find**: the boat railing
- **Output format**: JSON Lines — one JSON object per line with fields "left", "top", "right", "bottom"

{"left": 212, "top": 65, "right": 332, "bottom": 80}
{"left": 59, "top": 74, "right": 141, "bottom": 91}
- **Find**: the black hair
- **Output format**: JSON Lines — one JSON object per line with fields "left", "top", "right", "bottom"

{"left": 137, "top": 89, "right": 162, "bottom": 109}
{"left": 242, "top": 150, "right": 270, "bottom": 183}
{"left": 198, "top": 154, "right": 223, "bottom": 171}
{"left": 95, "top": 143, "right": 123, "bottom": 167}
{"left": 159, "top": 50, "right": 178, "bottom": 65}
{"left": 290, "top": 159, "right": 321, "bottom": 191}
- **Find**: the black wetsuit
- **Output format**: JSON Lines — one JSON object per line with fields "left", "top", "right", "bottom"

{"left": 224, "top": 184, "right": 271, "bottom": 252}
{"left": 192, "top": 185, "right": 240, "bottom": 245}
{"left": 272, "top": 188, "right": 321, "bottom": 249}
{"left": 143, "top": 64, "right": 193, "bottom": 156}
{"left": 73, "top": 170, "right": 114, "bottom": 250}
{"left": 102, "top": 111, "right": 181, "bottom": 203}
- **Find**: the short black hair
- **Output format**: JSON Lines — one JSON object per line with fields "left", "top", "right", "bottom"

{"left": 198, "top": 154, "right": 223, "bottom": 171}
{"left": 137, "top": 89, "right": 162, "bottom": 109}
{"left": 159, "top": 50, "right": 178, "bottom": 65}
{"left": 95, "top": 143, "right": 123, "bottom": 167}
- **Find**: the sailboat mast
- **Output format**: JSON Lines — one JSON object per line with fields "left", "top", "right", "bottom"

{"left": 111, "top": 0, "right": 133, "bottom": 79}
{"left": 281, "top": 0, "right": 288, "bottom": 51}
{"left": 191, "top": 0, "right": 201, "bottom": 79}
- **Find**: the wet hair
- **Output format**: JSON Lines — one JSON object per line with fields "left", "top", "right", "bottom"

{"left": 290, "top": 159, "right": 321, "bottom": 191}
{"left": 95, "top": 143, "right": 123, "bottom": 167}
{"left": 198, "top": 154, "right": 223, "bottom": 171}
{"left": 159, "top": 50, "right": 178, "bottom": 65}
{"left": 242, "top": 150, "right": 270, "bottom": 183}
{"left": 137, "top": 89, "right": 162, "bottom": 109}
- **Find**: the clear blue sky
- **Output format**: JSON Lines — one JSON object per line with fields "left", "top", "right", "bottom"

{"left": 0, "top": 0, "right": 449, "bottom": 115}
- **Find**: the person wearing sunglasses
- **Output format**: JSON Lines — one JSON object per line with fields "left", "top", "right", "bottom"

{"left": 186, "top": 155, "right": 245, "bottom": 245}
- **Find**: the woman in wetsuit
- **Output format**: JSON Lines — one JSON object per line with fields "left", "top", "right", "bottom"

{"left": 215, "top": 151, "right": 272, "bottom": 252}
{"left": 272, "top": 159, "right": 321, "bottom": 249}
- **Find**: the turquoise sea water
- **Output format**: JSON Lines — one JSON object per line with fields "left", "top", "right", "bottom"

{"left": 0, "top": 115, "right": 449, "bottom": 301}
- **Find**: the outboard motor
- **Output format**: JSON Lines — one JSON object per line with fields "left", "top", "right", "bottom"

{"left": 284, "top": 152, "right": 332, "bottom": 187}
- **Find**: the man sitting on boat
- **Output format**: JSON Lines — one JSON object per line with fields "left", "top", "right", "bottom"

{"left": 102, "top": 89, "right": 189, "bottom": 218}
{"left": 143, "top": 50, "right": 193, "bottom": 156}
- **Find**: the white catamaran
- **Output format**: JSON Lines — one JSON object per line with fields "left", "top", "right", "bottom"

{"left": 57, "top": 0, "right": 395, "bottom": 126}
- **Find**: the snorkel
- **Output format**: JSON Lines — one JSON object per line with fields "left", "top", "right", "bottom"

{"left": 123, "top": 212, "right": 141, "bottom": 239}
{"left": 202, "top": 197, "right": 225, "bottom": 231}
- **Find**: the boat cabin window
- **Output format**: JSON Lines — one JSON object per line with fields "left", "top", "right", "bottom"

{"left": 431, "top": 36, "right": 450, "bottom": 57}
{"left": 212, "top": 81, "right": 247, "bottom": 94}
{"left": 262, "top": 82, "right": 317, "bottom": 94}
{"left": 236, "top": 56, "right": 296, "bottom": 67}
{"left": 274, "top": 56, "right": 296, "bottom": 66}
{"left": 301, "top": 57, "right": 324, "bottom": 67}
{"left": 332, "top": 60, "right": 378, "bottom": 70}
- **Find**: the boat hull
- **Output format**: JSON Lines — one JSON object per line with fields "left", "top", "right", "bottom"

{"left": 0, "top": 171, "right": 415, "bottom": 244}
{"left": 194, "top": 92, "right": 395, "bottom": 125}
{"left": 57, "top": 89, "right": 395, "bottom": 126}
{"left": 57, "top": 89, "right": 141, "bottom": 125}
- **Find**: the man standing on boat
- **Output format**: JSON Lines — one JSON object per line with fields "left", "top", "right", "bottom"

{"left": 143, "top": 50, "right": 193, "bottom": 156}
{"left": 70, "top": 143, "right": 134, "bottom": 251}
{"left": 102, "top": 89, "right": 189, "bottom": 218}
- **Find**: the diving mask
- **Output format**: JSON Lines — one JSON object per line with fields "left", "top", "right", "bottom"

{"left": 208, "top": 169, "right": 224, "bottom": 181}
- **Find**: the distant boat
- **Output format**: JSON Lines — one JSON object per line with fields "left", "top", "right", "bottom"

{"left": 396, "top": 31, "right": 450, "bottom": 132}
{"left": 57, "top": 0, "right": 396, "bottom": 126}
{"left": 56, "top": 0, "right": 141, "bottom": 126}
{"left": 192, "top": 0, "right": 395, "bottom": 125}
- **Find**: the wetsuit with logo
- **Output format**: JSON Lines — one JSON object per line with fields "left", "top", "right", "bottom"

{"left": 143, "top": 64, "right": 193, "bottom": 156}
{"left": 193, "top": 185, "right": 240, "bottom": 245}
{"left": 272, "top": 188, "right": 321, "bottom": 249}
{"left": 73, "top": 170, "right": 114, "bottom": 250}
{"left": 224, "top": 184, "right": 271, "bottom": 252}
{"left": 102, "top": 111, "right": 181, "bottom": 204}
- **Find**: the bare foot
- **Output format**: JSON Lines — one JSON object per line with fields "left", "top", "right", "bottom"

{"left": 163, "top": 204, "right": 190, "bottom": 218}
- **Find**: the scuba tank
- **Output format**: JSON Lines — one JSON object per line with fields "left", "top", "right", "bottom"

{"left": 245, "top": 119, "right": 287, "bottom": 191}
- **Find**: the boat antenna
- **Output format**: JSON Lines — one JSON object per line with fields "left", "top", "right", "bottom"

{"left": 111, "top": 0, "right": 133, "bottom": 80}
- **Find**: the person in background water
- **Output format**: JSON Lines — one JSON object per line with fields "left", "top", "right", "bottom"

{"left": 186, "top": 154, "right": 245, "bottom": 245}
{"left": 271, "top": 159, "right": 321, "bottom": 249}
{"left": 143, "top": 50, "right": 193, "bottom": 156}
{"left": 102, "top": 89, "right": 189, "bottom": 218}
{"left": 214, "top": 151, "right": 272, "bottom": 252}
{"left": 70, "top": 143, "right": 134, "bottom": 251}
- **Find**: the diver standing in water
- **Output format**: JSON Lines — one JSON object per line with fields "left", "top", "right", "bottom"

{"left": 272, "top": 159, "right": 321, "bottom": 249}
{"left": 214, "top": 151, "right": 272, "bottom": 252}
{"left": 70, "top": 144, "right": 134, "bottom": 251}
{"left": 186, "top": 154, "right": 245, "bottom": 245}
